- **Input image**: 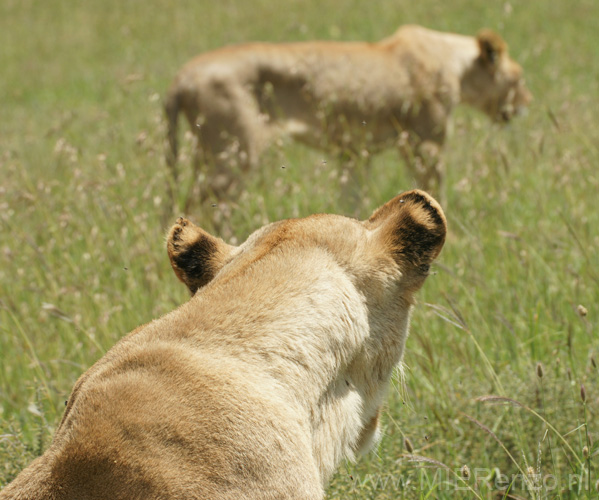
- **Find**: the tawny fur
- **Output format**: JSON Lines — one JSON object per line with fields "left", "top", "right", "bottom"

{"left": 1, "top": 190, "right": 446, "bottom": 500}
{"left": 165, "top": 25, "right": 531, "bottom": 199}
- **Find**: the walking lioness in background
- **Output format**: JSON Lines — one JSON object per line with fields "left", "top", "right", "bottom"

{"left": 1, "top": 190, "right": 446, "bottom": 499}
{"left": 165, "top": 25, "right": 531, "bottom": 201}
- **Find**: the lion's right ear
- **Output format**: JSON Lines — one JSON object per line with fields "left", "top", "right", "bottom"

{"left": 477, "top": 29, "right": 507, "bottom": 70}
{"left": 167, "top": 218, "right": 236, "bottom": 294}
{"left": 365, "top": 190, "right": 446, "bottom": 279}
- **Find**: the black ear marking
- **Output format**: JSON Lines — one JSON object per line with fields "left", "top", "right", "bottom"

{"left": 476, "top": 29, "right": 507, "bottom": 69}
{"left": 170, "top": 235, "right": 219, "bottom": 294}
{"left": 482, "top": 41, "right": 497, "bottom": 64}
{"left": 389, "top": 203, "right": 445, "bottom": 270}
{"left": 368, "top": 190, "right": 446, "bottom": 275}
{"left": 395, "top": 190, "right": 446, "bottom": 229}
{"left": 167, "top": 218, "right": 234, "bottom": 294}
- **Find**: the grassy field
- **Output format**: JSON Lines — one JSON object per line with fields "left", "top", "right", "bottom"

{"left": 1, "top": 0, "right": 598, "bottom": 498}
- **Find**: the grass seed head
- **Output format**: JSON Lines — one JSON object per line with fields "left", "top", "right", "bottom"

{"left": 536, "top": 362, "right": 544, "bottom": 379}
{"left": 461, "top": 464, "right": 470, "bottom": 479}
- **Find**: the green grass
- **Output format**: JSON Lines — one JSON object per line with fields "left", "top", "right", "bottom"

{"left": 1, "top": 0, "right": 598, "bottom": 497}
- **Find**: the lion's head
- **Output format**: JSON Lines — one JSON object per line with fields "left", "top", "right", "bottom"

{"left": 462, "top": 29, "right": 532, "bottom": 122}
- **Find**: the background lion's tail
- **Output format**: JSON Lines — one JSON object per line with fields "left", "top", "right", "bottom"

{"left": 164, "top": 87, "right": 180, "bottom": 175}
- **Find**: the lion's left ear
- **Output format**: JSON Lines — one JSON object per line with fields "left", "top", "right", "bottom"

{"left": 167, "top": 218, "right": 236, "bottom": 295}
{"left": 477, "top": 29, "right": 507, "bottom": 70}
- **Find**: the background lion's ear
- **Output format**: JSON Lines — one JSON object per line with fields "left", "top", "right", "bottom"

{"left": 477, "top": 29, "right": 507, "bottom": 69}
{"left": 365, "top": 190, "right": 446, "bottom": 274}
{"left": 167, "top": 220, "right": 236, "bottom": 294}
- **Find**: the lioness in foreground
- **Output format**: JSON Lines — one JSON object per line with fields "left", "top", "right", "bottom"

{"left": 1, "top": 189, "right": 446, "bottom": 499}
{"left": 165, "top": 25, "right": 531, "bottom": 200}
